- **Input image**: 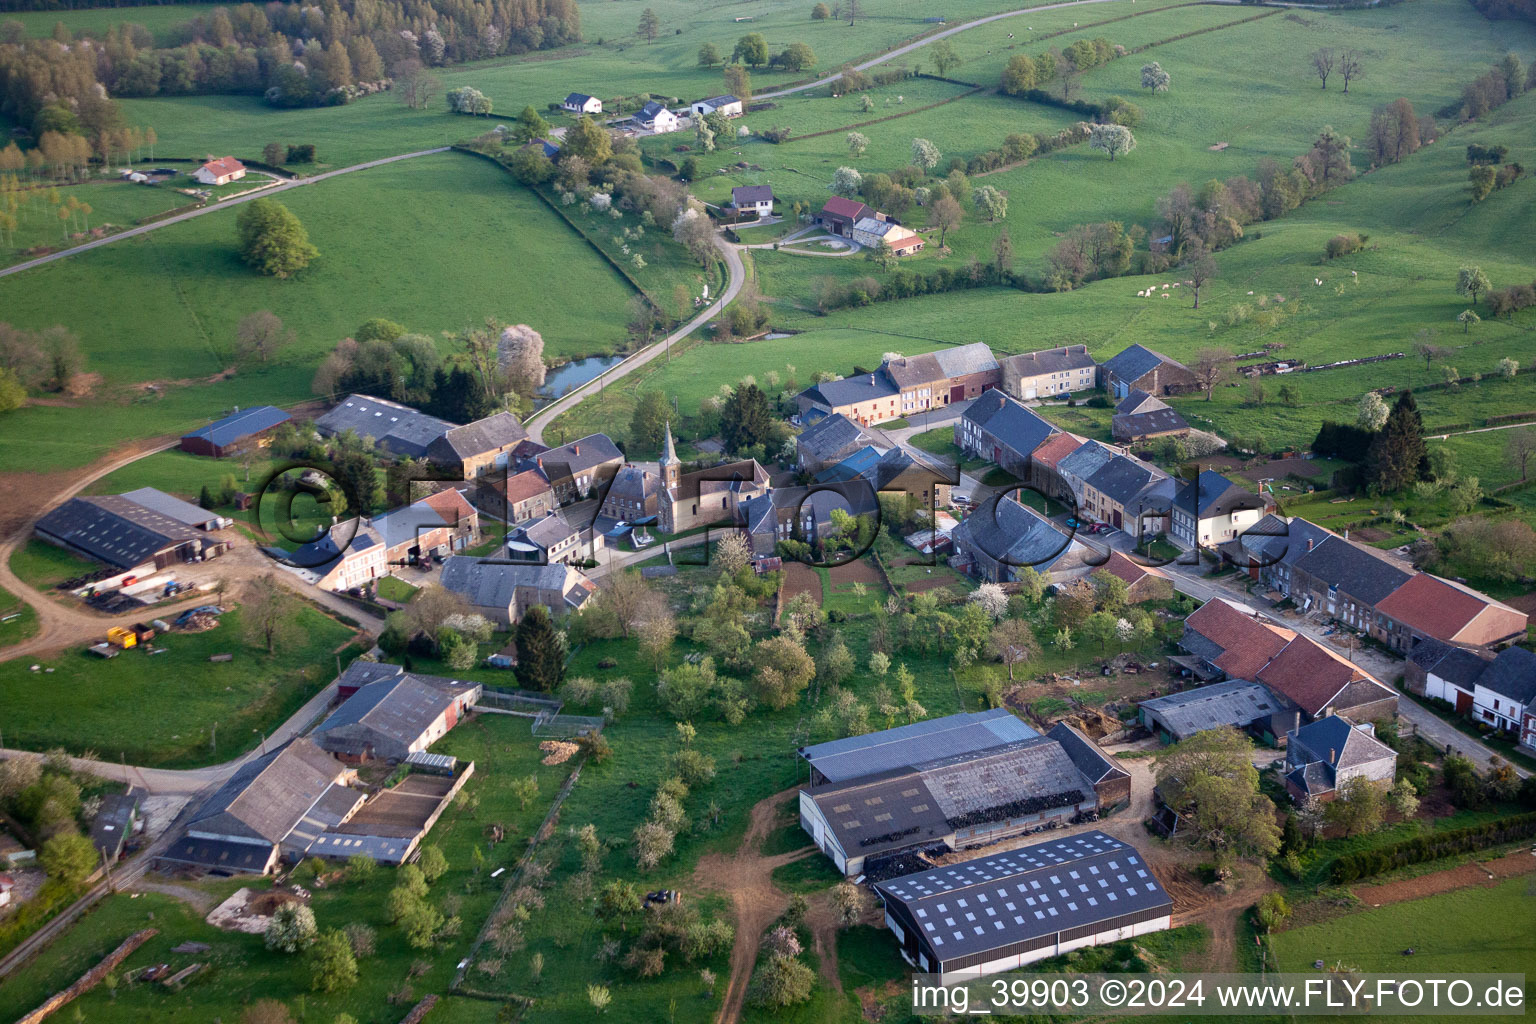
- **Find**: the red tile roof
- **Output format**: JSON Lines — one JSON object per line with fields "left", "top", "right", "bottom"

{"left": 1030, "top": 431, "right": 1087, "bottom": 470}
{"left": 1374, "top": 573, "right": 1528, "bottom": 645}
{"left": 421, "top": 487, "right": 475, "bottom": 523}
{"left": 1185, "top": 598, "right": 1294, "bottom": 679}
{"left": 200, "top": 156, "right": 245, "bottom": 177}
{"left": 1098, "top": 549, "right": 1168, "bottom": 587}
{"left": 821, "top": 196, "right": 871, "bottom": 220}
{"left": 495, "top": 468, "right": 555, "bottom": 505}
{"left": 1256, "top": 636, "right": 1379, "bottom": 717}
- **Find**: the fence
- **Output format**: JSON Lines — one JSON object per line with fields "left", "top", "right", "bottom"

{"left": 451, "top": 758, "right": 586, "bottom": 991}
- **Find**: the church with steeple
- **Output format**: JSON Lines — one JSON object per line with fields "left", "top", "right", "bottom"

{"left": 599, "top": 423, "right": 772, "bottom": 535}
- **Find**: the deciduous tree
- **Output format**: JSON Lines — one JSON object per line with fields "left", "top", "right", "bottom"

{"left": 1153, "top": 726, "right": 1280, "bottom": 860}
{"left": 309, "top": 929, "right": 358, "bottom": 992}
{"left": 1310, "top": 48, "right": 1334, "bottom": 89}
{"left": 927, "top": 194, "right": 963, "bottom": 247}
{"left": 243, "top": 574, "right": 298, "bottom": 655}
{"left": 1140, "top": 61, "right": 1170, "bottom": 92}
{"left": 638, "top": 7, "right": 660, "bottom": 41}
{"left": 1088, "top": 123, "right": 1135, "bottom": 161}
{"left": 1456, "top": 265, "right": 1490, "bottom": 306}
{"left": 236, "top": 198, "right": 318, "bottom": 278}
{"left": 235, "top": 310, "right": 296, "bottom": 364}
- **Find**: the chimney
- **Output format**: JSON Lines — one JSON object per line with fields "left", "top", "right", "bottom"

{"left": 1328, "top": 748, "right": 1336, "bottom": 763}
{"left": 1343, "top": 528, "right": 1349, "bottom": 540}
{"left": 1306, "top": 538, "right": 1314, "bottom": 552}
{"left": 870, "top": 375, "right": 876, "bottom": 386}
{"left": 574, "top": 444, "right": 581, "bottom": 456}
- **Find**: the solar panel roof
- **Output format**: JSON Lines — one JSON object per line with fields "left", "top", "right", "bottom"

{"left": 876, "top": 831, "right": 1172, "bottom": 961}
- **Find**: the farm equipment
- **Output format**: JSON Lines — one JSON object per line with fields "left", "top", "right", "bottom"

{"left": 106, "top": 626, "right": 137, "bottom": 649}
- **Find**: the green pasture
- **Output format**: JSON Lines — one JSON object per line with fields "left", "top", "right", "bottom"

{"left": 0, "top": 604, "right": 357, "bottom": 767}
{"left": 0, "top": 582, "right": 38, "bottom": 647}
{"left": 1268, "top": 877, "right": 1536, "bottom": 1024}
{"left": 3, "top": 3, "right": 227, "bottom": 45}
{"left": 1, "top": 179, "right": 198, "bottom": 268}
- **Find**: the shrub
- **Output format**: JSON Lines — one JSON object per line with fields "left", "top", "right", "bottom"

{"left": 1325, "top": 233, "right": 1367, "bottom": 259}
{"left": 1330, "top": 812, "right": 1536, "bottom": 883}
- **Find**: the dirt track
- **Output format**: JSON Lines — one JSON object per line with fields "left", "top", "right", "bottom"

{"left": 694, "top": 788, "right": 818, "bottom": 1024}
{"left": 1352, "top": 849, "right": 1536, "bottom": 907}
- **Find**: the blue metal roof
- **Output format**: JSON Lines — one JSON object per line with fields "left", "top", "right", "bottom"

{"left": 815, "top": 445, "right": 883, "bottom": 483}
{"left": 183, "top": 406, "right": 290, "bottom": 448}
{"left": 799, "top": 709, "right": 1038, "bottom": 784}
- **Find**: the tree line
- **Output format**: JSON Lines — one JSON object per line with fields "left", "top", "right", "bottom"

{"left": 0, "top": 0, "right": 580, "bottom": 138}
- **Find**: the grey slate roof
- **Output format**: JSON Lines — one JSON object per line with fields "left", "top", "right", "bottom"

{"left": 932, "top": 342, "right": 1000, "bottom": 378}
{"left": 1477, "top": 646, "right": 1536, "bottom": 706}
{"left": 564, "top": 92, "right": 595, "bottom": 105}
{"left": 439, "top": 555, "right": 587, "bottom": 609}
{"left": 119, "top": 487, "right": 222, "bottom": 529}
{"left": 428, "top": 412, "right": 528, "bottom": 463}
{"left": 731, "top": 184, "right": 773, "bottom": 205}
{"left": 1405, "top": 638, "right": 1494, "bottom": 687}
{"left": 90, "top": 791, "right": 139, "bottom": 858}
{"left": 963, "top": 390, "right": 1058, "bottom": 459}
{"left": 874, "top": 446, "right": 957, "bottom": 492}
{"left": 637, "top": 100, "right": 670, "bottom": 121}
{"left": 315, "top": 395, "right": 457, "bottom": 460}
{"left": 876, "top": 831, "right": 1172, "bottom": 963}
{"left": 1103, "top": 344, "right": 1187, "bottom": 385}
{"left": 512, "top": 509, "right": 578, "bottom": 551}
{"left": 36, "top": 495, "right": 205, "bottom": 570}
{"left": 1002, "top": 345, "right": 1096, "bottom": 378}
{"left": 1289, "top": 717, "right": 1395, "bottom": 778}
{"left": 816, "top": 446, "right": 884, "bottom": 484}
{"left": 1139, "top": 680, "right": 1289, "bottom": 738}
{"left": 952, "top": 495, "right": 1080, "bottom": 572}
{"left": 797, "top": 413, "right": 876, "bottom": 462}
{"left": 1114, "top": 389, "right": 1168, "bottom": 416}
{"left": 287, "top": 519, "right": 382, "bottom": 575}
{"left": 1046, "top": 722, "right": 1130, "bottom": 786}
{"left": 186, "top": 738, "right": 344, "bottom": 844}
{"left": 370, "top": 499, "right": 457, "bottom": 553}
{"left": 801, "top": 373, "right": 900, "bottom": 409}
{"left": 1085, "top": 455, "right": 1166, "bottom": 505}
{"left": 523, "top": 433, "right": 623, "bottom": 478}
{"left": 1056, "top": 440, "right": 1118, "bottom": 483}
{"left": 1175, "top": 470, "right": 1265, "bottom": 519}
{"left": 1237, "top": 514, "right": 1335, "bottom": 571}
{"left": 183, "top": 405, "right": 289, "bottom": 448}
{"left": 1292, "top": 535, "right": 1413, "bottom": 605}
{"left": 800, "top": 708, "right": 1038, "bottom": 785}
{"left": 1113, "top": 407, "right": 1189, "bottom": 439}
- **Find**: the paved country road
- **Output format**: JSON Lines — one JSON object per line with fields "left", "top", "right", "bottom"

{"left": 524, "top": 231, "right": 746, "bottom": 444}
{"left": 756, "top": 0, "right": 1135, "bottom": 100}
{"left": 0, "top": 147, "right": 451, "bottom": 280}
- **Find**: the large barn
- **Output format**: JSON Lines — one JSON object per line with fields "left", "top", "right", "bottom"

{"left": 796, "top": 710, "right": 1127, "bottom": 878}
{"left": 874, "top": 830, "right": 1172, "bottom": 981}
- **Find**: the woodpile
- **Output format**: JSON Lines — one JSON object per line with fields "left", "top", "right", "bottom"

{"left": 538, "top": 740, "right": 580, "bottom": 766}
{"left": 16, "top": 928, "right": 158, "bottom": 1024}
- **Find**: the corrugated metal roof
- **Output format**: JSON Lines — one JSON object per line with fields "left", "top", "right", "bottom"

{"left": 183, "top": 406, "right": 290, "bottom": 448}
{"left": 1139, "top": 680, "right": 1287, "bottom": 739}
{"left": 315, "top": 395, "right": 458, "bottom": 459}
{"left": 120, "top": 487, "right": 223, "bottom": 529}
{"left": 800, "top": 709, "right": 1038, "bottom": 784}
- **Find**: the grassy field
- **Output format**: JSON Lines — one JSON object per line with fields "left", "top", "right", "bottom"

{"left": 0, "top": 604, "right": 357, "bottom": 767}
{"left": 4, "top": 3, "right": 227, "bottom": 45}
{"left": 1, "top": 179, "right": 198, "bottom": 268}
{"left": 0, "top": 582, "right": 38, "bottom": 647}
{"left": 1269, "top": 877, "right": 1536, "bottom": 1023}
{"left": 0, "top": 711, "right": 573, "bottom": 1024}
{"left": 0, "top": 150, "right": 639, "bottom": 474}
{"left": 8, "top": 538, "right": 101, "bottom": 592}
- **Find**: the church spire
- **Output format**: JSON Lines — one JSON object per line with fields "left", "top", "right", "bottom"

{"left": 660, "top": 421, "right": 677, "bottom": 466}
{"left": 660, "top": 421, "right": 680, "bottom": 490}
